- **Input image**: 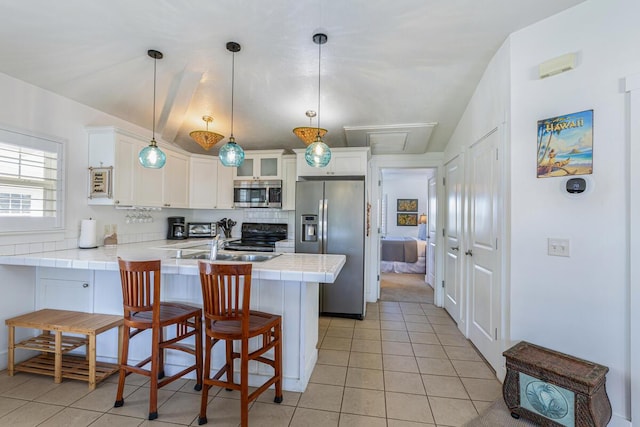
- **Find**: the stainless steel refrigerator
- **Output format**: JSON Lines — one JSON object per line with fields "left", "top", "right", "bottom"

{"left": 295, "top": 178, "right": 365, "bottom": 319}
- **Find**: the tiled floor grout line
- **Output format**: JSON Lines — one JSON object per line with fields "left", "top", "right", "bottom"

{"left": 0, "top": 291, "right": 500, "bottom": 426}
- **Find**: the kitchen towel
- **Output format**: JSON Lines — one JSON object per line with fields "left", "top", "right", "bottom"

{"left": 79, "top": 219, "right": 98, "bottom": 249}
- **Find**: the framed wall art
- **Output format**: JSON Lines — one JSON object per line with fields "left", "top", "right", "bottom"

{"left": 537, "top": 109, "right": 593, "bottom": 178}
{"left": 88, "top": 166, "right": 113, "bottom": 199}
{"left": 397, "top": 213, "right": 418, "bottom": 226}
{"left": 397, "top": 198, "right": 418, "bottom": 212}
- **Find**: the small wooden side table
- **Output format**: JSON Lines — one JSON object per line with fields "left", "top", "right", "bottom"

{"left": 6, "top": 309, "right": 123, "bottom": 390}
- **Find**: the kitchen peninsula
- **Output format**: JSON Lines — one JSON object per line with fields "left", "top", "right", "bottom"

{"left": 0, "top": 241, "right": 346, "bottom": 392}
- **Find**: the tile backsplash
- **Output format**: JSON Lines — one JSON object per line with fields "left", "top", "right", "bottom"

{"left": 0, "top": 208, "right": 295, "bottom": 256}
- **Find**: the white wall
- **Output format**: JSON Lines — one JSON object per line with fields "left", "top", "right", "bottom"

{"left": 382, "top": 175, "right": 428, "bottom": 238}
{"left": 508, "top": 0, "right": 637, "bottom": 422}
{"left": 444, "top": 0, "right": 636, "bottom": 423}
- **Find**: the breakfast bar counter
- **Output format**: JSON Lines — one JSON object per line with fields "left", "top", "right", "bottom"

{"left": 0, "top": 240, "right": 346, "bottom": 392}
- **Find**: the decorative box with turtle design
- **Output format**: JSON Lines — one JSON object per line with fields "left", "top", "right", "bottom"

{"left": 502, "top": 341, "right": 611, "bottom": 427}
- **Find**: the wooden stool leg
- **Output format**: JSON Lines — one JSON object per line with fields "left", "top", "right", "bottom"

{"left": 198, "top": 335, "right": 213, "bottom": 425}
{"left": 7, "top": 326, "right": 15, "bottom": 377}
{"left": 274, "top": 322, "right": 283, "bottom": 403}
{"left": 116, "top": 325, "right": 123, "bottom": 364}
{"left": 88, "top": 333, "right": 96, "bottom": 390}
{"left": 54, "top": 331, "right": 62, "bottom": 384}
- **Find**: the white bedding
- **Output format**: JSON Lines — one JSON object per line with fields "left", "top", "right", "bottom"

{"left": 380, "top": 237, "right": 426, "bottom": 273}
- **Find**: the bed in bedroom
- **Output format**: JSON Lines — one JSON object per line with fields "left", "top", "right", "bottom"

{"left": 380, "top": 236, "right": 426, "bottom": 273}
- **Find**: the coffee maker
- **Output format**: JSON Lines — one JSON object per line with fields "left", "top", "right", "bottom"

{"left": 167, "top": 216, "right": 187, "bottom": 240}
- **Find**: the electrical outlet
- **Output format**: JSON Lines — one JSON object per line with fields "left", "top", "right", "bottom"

{"left": 548, "top": 238, "right": 570, "bottom": 257}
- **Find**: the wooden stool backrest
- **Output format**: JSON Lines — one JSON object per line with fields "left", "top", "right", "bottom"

{"left": 198, "top": 262, "right": 252, "bottom": 328}
{"left": 118, "top": 258, "right": 161, "bottom": 321}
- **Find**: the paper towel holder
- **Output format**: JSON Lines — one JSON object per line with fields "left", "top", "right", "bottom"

{"left": 79, "top": 218, "right": 98, "bottom": 249}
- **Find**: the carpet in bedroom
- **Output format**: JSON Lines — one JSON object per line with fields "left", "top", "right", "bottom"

{"left": 380, "top": 272, "right": 433, "bottom": 303}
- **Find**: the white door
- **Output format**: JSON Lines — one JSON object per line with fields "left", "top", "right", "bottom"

{"left": 427, "top": 177, "right": 437, "bottom": 288}
{"left": 444, "top": 155, "right": 463, "bottom": 325}
{"left": 466, "top": 129, "right": 502, "bottom": 372}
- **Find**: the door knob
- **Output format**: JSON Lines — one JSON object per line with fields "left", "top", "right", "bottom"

{"left": 465, "top": 250, "right": 473, "bottom": 256}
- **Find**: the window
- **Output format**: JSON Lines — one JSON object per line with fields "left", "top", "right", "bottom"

{"left": 0, "top": 126, "right": 64, "bottom": 232}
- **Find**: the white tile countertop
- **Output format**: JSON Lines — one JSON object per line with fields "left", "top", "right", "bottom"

{"left": 0, "top": 239, "right": 346, "bottom": 283}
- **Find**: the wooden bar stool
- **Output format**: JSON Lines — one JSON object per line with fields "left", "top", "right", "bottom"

{"left": 197, "top": 262, "right": 283, "bottom": 427}
{"left": 115, "top": 258, "right": 203, "bottom": 420}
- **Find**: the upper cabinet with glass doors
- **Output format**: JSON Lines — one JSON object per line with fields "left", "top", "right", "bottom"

{"left": 232, "top": 149, "right": 284, "bottom": 180}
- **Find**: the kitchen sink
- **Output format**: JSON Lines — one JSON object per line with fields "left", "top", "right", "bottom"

{"left": 172, "top": 251, "right": 279, "bottom": 262}
{"left": 231, "top": 254, "right": 279, "bottom": 262}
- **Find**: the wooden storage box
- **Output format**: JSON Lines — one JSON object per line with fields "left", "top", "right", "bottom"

{"left": 502, "top": 341, "right": 611, "bottom": 427}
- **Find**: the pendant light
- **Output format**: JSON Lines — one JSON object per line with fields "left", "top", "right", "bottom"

{"left": 219, "top": 41, "right": 245, "bottom": 167}
{"left": 190, "top": 115, "right": 224, "bottom": 151}
{"left": 293, "top": 110, "right": 327, "bottom": 145}
{"left": 305, "top": 33, "right": 331, "bottom": 168}
{"left": 138, "top": 49, "right": 167, "bottom": 169}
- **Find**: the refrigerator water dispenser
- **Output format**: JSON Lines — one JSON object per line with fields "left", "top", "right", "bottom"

{"left": 300, "top": 215, "right": 318, "bottom": 242}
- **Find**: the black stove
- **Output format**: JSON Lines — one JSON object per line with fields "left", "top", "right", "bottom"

{"left": 224, "top": 223, "right": 287, "bottom": 252}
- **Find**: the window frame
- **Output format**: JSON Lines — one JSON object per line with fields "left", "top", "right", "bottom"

{"left": 0, "top": 125, "right": 65, "bottom": 234}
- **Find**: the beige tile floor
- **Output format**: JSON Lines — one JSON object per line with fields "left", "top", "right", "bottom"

{"left": 0, "top": 300, "right": 501, "bottom": 426}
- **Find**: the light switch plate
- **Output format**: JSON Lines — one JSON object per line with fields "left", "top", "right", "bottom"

{"left": 548, "top": 238, "right": 570, "bottom": 257}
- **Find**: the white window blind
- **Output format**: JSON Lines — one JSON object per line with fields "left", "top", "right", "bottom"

{"left": 0, "top": 127, "right": 64, "bottom": 232}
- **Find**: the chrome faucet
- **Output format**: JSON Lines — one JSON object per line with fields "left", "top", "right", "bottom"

{"left": 209, "top": 236, "right": 219, "bottom": 260}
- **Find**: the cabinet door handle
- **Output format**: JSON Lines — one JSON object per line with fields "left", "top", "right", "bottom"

{"left": 450, "top": 246, "right": 459, "bottom": 251}
{"left": 82, "top": 283, "right": 89, "bottom": 288}
{"left": 465, "top": 250, "right": 473, "bottom": 256}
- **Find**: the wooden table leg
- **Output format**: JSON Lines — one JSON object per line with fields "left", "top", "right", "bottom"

{"left": 54, "top": 330, "right": 62, "bottom": 384}
{"left": 88, "top": 333, "right": 96, "bottom": 390}
{"left": 7, "top": 326, "right": 14, "bottom": 376}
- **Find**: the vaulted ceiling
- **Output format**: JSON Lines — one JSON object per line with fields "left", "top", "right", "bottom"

{"left": 0, "top": 1, "right": 584, "bottom": 155}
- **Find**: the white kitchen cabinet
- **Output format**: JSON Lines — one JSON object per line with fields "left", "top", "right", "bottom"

{"left": 134, "top": 147, "right": 189, "bottom": 208}
{"left": 281, "top": 154, "right": 296, "bottom": 211}
{"left": 189, "top": 155, "right": 234, "bottom": 209}
{"left": 233, "top": 150, "right": 284, "bottom": 180}
{"left": 216, "top": 162, "right": 234, "bottom": 209}
{"left": 36, "top": 268, "right": 93, "bottom": 312}
{"left": 161, "top": 149, "right": 189, "bottom": 208}
{"left": 88, "top": 127, "right": 189, "bottom": 208}
{"left": 294, "top": 147, "right": 370, "bottom": 178}
{"left": 135, "top": 158, "right": 163, "bottom": 207}
{"left": 87, "top": 127, "right": 143, "bottom": 206}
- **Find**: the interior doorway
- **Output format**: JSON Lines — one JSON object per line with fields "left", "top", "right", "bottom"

{"left": 379, "top": 168, "right": 436, "bottom": 302}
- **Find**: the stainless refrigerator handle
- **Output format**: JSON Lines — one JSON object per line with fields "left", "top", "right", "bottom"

{"left": 322, "top": 199, "right": 328, "bottom": 253}
{"left": 318, "top": 199, "right": 324, "bottom": 254}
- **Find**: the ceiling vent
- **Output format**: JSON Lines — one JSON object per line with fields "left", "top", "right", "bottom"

{"left": 344, "top": 123, "right": 437, "bottom": 155}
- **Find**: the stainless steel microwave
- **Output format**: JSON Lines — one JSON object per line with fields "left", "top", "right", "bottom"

{"left": 233, "top": 180, "right": 282, "bottom": 208}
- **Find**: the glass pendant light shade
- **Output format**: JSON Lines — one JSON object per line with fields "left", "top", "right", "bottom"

{"left": 305, "top": 136, "right": 332, "bottom": 167}
{"left": 219, "top": 136, "right": 245, "bottom": 167}
{"left": 139, "top": 49, "right": 166, "bottom": 169}
{"left": 139, "top": 139, "right": 166, "bottom": 168}
{"left": 220, "top": 41, "right": 245, "bottom": 167}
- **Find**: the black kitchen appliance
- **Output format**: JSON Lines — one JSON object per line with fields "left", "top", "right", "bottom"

{"left": 167, "top": 216, "right": 187, "bottom": 240}
{"left": 225, "top": 223, "right": 287, "bottom": 252}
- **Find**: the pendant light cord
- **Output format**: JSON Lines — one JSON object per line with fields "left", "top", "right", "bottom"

{"left": 316, "top": 39, "right": 322, "bottom": 138}
{"left": 230, "top": 50, "right": 235, "bottom": 138}
{"left": 152, "top": 56, "right": 157, "bottom": 141}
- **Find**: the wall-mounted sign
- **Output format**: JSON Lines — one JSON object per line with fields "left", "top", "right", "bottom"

{"left": 88, "top": 166, "right": 113, "bottom": 199}
{"left": 537, "top": 110, "right": 593, "bottom": 178}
